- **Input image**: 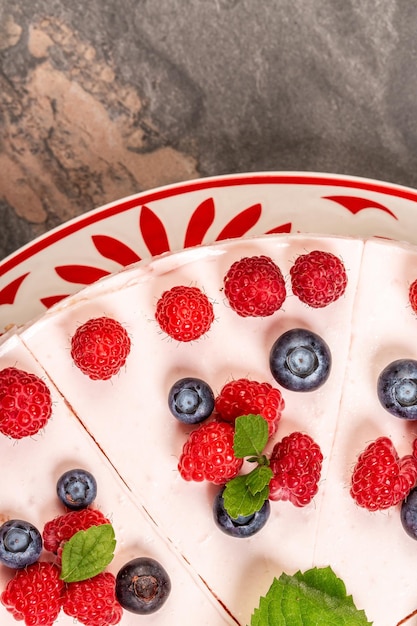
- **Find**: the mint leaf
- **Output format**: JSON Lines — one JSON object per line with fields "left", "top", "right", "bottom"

{"left": 250, "top": 566, "right": 372, "bottom": 625}
{"left": 234, "top": 414, "right": 269, "bottom": 458}
{"left": 60, "top": 523, "right": 116, "bottom": 583}
{"left": 246, "top": 466, "right": 273, "bottom": 496}
{"left": 223, "top": 473, "right": 269, "bottom": 518}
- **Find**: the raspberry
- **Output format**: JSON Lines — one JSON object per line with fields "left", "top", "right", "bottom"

{"left": 409, "top": 279, "right": 417, "bottom": 314}
{"left": 223, "top": 255, "right": 286, "bottom": 317}
{"left": 1, "top": 561, "right": 64, "bottom": 625}
{"left": 71, "top": 316, "right": 131, "bottom": 380}
{"left": 178, "top": 421, "right": 243, "bottom": 484}
{"left": 0, "top": 367, "right": 53, "bottom": 439}
{"left": 269, "top": 432, "right": 323, "bottom": 507}
{"left": 63, "top": 571, "right": 123, "bottom": 626}
{"left": 350, "top": 437, "right": 417, "bottom": 511}
{"left": 290, "top": 250, "right": 347, "bottom": 308}
{"left": 43, "top": 508, "right": 110, "bottom": 555}
{"left": 215, "top": 378, "right": 284, "bottom": 436}
{"left": 155, "top": 285, "right": 214, "bottom": 342}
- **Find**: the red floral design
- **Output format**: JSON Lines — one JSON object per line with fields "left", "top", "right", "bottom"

{"left": 323, "top": 195, "right": 398, "bottom": 220}
{"left": 91, "top": 235, "right": 141, "bottom": 265}
{"left": 43, "top": 199, "right": 291, "bottom": 309}
{"left": 0, "top": 272, "right": 30, "bottom": 306}
{"left": 55, "top": 265, "right": 111, "bottom": 284}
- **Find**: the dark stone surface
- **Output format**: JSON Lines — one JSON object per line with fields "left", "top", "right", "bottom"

{"left": 1, "top": 0, "right": 417, "bottom": 258}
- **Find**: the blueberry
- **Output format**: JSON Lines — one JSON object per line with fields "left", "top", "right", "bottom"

{"left": 213, "top": 487, "right": 270, "bottom": 537}
{"left": 0, "top": 519, "right": 42, "bottom": 568}
{"left": 168, "top": 377, "right": 214, "bottom": 424}
{"left": 57, "top": 468, "right": 97, "bottom": 510}
{"left": 269, "top": 328, "right": 331, "bottom": 391}
{"left": 377, "top": 359, "right": 417, "bottom": 420}
{"left": 401, "top": 487, "right": 417, "bottom": 539}
{"left": 116, "top": 557, "right": 171, "bottom": 614}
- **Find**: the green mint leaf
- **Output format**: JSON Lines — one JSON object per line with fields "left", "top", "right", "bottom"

{"left": 250, "top": 566, "right": 372, "bottom": 626}
{"left": 234, "top": 414, "right": 269, "bottom": 458}
{"left": 246, "top": 466, "right": 273, "bottom": 496}
{"left": 223, "top": 473, "right": 269, "bottom": 518}
{"left": 60, "top": 523, "right": 116, "bottom": 583}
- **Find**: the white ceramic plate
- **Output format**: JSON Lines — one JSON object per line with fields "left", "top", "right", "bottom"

{"left": 2, "top": 171, "right": 417, "bottom": 331}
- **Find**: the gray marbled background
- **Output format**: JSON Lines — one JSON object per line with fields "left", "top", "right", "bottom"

{"left": 1, "top": 0, "right": 417, "bottom": 259}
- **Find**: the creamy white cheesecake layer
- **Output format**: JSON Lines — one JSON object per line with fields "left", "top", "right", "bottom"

{"left": 0, "top": 335, "right": 234, "bottom": 626}
{"left": 315, "top": 238, "right": 417, "bottom": 626}
{"left": 17, "top": 234, "right": 366, "bottom": 624}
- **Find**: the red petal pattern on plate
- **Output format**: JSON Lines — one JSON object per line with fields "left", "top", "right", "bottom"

{"left": 40, "top": 294, "right": 71, "bottom": 309}
{"left": 266, "top": 222, "right": 292, "bottom": 234}
{"left": 323, "top": 195, "right": 398, "bottom": 219}
{"left": 0, "top": 272, "right": 30, "bottom": 305}
{"left": 55, "top": 265, "right": 111, "bottom": 284}
{"left": 91, "top": 235, "right": 141, "bottom": 266}
{"left": 140, "top": 205, "right": 170, "bottom": 255}
{"left": 184, "top": 198, "right": 216, "bottom": 248}
{"left": 215, "top": 203, "right": 262, "bottom": 241}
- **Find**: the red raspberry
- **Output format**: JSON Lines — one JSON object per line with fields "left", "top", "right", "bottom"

{"left": 63, "top": 571, "right": 123, "bottom": 626}
{"left": 215, "top": 378, "right": 284, "bottom": 436}
{"left": 155, "top": 285, "right": 214, "bottom": 341}
{"left": 269, "top": 432, "right": 323, "bottom": 507}
{"left": 71, "top": 316, "right": 131, "bottom": 380}
{"left": 351, "top": 437, "right": 417, "bottom": 511}
{"left": 0, "top": 367, "right": 53, "bottom": 439}
{"left": 178, "top": 421, "right": 243, "bottom": 484}
{"left": 43, "top": 508, "right": 110, "bottom": 555}
{"left": 1, "top": 561, "right": 65, "bottom": 625}
{"left": 223, "top": 255, "right": 286, "bottom": 317}
{"left": 290, "top": 250, "right": 347, "bottom": 308}
{"left": 409, "top": 279, "right": 417, "bottom": 314}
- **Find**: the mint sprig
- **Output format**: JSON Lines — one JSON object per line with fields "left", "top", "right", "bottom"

{"left": 223, "top": 414, "right": 272, "bottom": 519}
{"left": 250, "top": 566, "right": 372, "bottom": 625}
{"left": 60, "top": 523, "right": 116, "bottom": 582}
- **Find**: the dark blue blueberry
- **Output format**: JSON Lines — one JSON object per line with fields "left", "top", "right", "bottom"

{"left": 213, "top": 487, "right": 270, "bottom": 537}
{"left": 168, "top": 377, "right": 214, "bottom": 424}
{"left": 269, "top": 328, "right": 331, "bottom": 391}
{"left": 377, "top": 359, "right": 417, "bottom": 420}
{"left": 116, "top": 557, "right": 171, "bottom": 614}
{"left": 401, "top": 486, "right": 417, "bottom": 539}
{"left": 57, "top": 468, "right": 97, "bottom": 510}
{"left": 0, "top": 519, "right": 42, "bottom": 568}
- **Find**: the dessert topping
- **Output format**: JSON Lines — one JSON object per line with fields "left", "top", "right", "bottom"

{"left": 155, "top": 285, "right": 214, "bottom": 341}
{"left": 223, "top": 255, "right": 286, "bottom": 317}
{"left": 290, "top": 249, "right": 348, "bottom": 308}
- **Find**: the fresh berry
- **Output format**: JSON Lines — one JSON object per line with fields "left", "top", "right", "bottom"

{"left": 168, "top": 377, "right": 215, "bottom": 424}
{"left": 409, "top": 279, "right": 417, "bottom": 314}
{"left": 269, "top": 432, "right": 323, "bottom": 507}
{"left": 215, "top": 378, "right": 284, "bottom": 436}
{"left": 155, "top": 285, "right": 214, "bottom": 342}
{"left": 377, "top": 359, "right": 417, "bottom": 420}
{"left": 178, "top": 421, "right": 243, "bottom": 484}
{"left": 401, "top": 486, "right": 417, "bottom": 540}
{"left": 63, "top": 571, "right": 123, "bottom": 625}
{"left": 116, "top": 557, "right": 171, "bottom": 614}
{"left": 57, "top": 468, "right": 97, "bottom": 510}
{"left": 0, "top": 519, "right": 42, "bottom": 569}
{"left": 290, "top": 250, "right": 347, "bottom": 308}
{"left": 269, "top": 328, "right": 331, "bottom": 391}
{"left": 43, "top": 508, "right": 110, "bottom": 555}
{"left": 1, "top": 561, "right": 64, "bottom": 625}
{"left": 0, "top": 367, "right": 53, "bottom": 439}
{"left": 350, "top": 437, "right": 417, "bottom": 511}
{"left": 213, "top": 486, "right": 270, "bottom": 537}
{"left": 223, "top": 255, "right": 286, "bottom": 317}
{"left": 71, "top": 316, "right": 131, "bottom": 380}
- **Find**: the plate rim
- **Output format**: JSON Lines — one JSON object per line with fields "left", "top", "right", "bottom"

{"left": 3, "top": 170, "right": 417, "bottom": 278}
